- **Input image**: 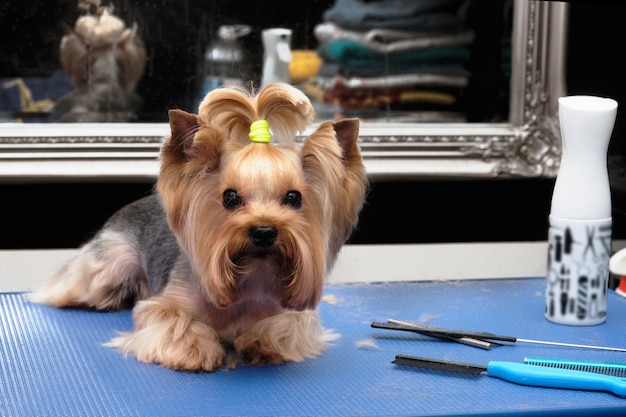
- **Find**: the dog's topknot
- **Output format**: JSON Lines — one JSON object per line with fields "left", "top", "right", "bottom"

{"left": 197, "top": 82, "right": 315, "bottom": 144}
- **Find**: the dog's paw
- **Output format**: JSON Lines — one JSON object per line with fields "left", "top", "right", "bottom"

{"left": 106, "top": 322, "right": 226, "bottom": 372}
{"left": 234, "top": 335, "right": 287, "bottom": 366}
{"left": 106, "top": 297, "right": 226, "bottom": 372}
{"left": 234, "top": 310, "right": 334, "bottom": 366}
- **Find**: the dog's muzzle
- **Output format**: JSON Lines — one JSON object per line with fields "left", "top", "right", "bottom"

{"left": 249, "top": 225, "right": 277, "bottom": 248}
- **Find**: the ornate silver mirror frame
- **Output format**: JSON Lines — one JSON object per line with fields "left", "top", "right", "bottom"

{"left": 0, "top": 0, "right": 567, "bottom": 182}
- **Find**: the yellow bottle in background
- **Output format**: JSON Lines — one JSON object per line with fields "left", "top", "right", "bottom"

{"left": 289, "top": 50, "right": 322, "bottom": 83}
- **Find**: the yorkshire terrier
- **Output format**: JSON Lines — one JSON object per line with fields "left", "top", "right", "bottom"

{"left": 29, "top": 82, "right": 368, "bottom": 372}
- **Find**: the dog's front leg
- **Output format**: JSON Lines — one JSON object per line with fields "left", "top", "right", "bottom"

{"left": 106, "top": 280, "right": 225, "bottom": 372}
{"left": 234, "top": 309, "right": 337, "bottom": 366}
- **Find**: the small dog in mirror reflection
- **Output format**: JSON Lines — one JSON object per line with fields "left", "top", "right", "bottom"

{"left": 29, "top": 82, "right": 368, "bottom": 372}
{"left": 53, "top": 1, "right": 146, "bottom": 122}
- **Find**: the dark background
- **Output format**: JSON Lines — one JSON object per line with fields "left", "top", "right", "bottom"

{"left": 0, "top": 1, "right": 624, "bottom": 250}
{"left": 0, "top": 0, "right": 511, "bottom": 122}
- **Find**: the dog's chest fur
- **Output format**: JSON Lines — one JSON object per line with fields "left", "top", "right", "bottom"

{"left": 107, "top": 194, "right": 286, "bottom": 320}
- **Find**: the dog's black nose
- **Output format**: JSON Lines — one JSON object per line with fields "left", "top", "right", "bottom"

{"left": 249, "top": 226, "right": 278, "bottom": 248}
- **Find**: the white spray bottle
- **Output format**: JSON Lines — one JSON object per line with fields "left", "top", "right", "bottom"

{"left": 545, "top": 95, "right": 618, "bottom": 325}
{"left": 261, "top": 28, "right": 292, "bottom": 86}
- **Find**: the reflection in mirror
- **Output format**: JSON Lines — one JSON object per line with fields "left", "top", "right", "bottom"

{"left": 0, "top": 0, "right": 512, "bottom": 124}
{"left": 0, "top": 0, "right": 567, "bottom": 180}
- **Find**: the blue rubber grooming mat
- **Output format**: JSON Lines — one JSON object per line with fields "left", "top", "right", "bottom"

{"left": 2, "top": 277, "right": 626, "bottom": 416}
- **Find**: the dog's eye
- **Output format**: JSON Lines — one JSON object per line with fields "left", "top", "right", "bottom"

{"left": 223, "top": 189, "right": 243, "bottom": 209}
{"left": 282, "top": 190, "right": 302, "bottom": 209}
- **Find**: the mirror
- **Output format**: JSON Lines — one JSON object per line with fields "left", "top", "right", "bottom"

{"left": 0, "top": 0, "right": 567, "bottom": 181}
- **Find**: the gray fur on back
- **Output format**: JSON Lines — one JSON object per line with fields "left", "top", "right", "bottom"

{"left": 103, "top": 194, "right": 183, "bottom": 293}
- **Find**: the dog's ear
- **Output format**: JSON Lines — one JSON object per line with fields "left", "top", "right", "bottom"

{"left": 168, "top": 109, "right": 198, "bottom": 155}
{"left": 301, "top": 118, "right": 364, "bottom": 172}
{"left": 164, "top": 109, "right": 224, "bottom": 174}
{"left": 332, "top": 118, "right": 360, "bottom": 162}
{"left": 159, "top": 110, "right": 224, "bottom": 234}
{"left": 301, "top": 118, "right": 367, "bottom": 258}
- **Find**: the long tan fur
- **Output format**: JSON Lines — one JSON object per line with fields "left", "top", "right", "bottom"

{"left": 197, "top": 82, "right": 315, "bottom": 143}
{"left": 30, "top": 82, "right": 368, "bottom": 372}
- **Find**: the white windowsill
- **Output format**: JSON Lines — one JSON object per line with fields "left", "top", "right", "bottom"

{"left": 4, "top": 241, "right": 624, "bottom": 292}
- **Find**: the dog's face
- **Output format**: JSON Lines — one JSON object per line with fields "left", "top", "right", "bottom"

{"left": 158, "top": 110, "right": 367, "bottom": 312}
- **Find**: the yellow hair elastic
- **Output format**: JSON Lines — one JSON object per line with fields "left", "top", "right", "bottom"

{"left": 249, "top": 120, "right": 271, "bottom": 143}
